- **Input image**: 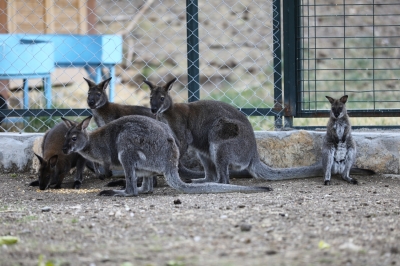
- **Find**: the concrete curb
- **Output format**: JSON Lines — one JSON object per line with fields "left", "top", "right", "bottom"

{"left": 0, "top": 130, "right": 399, "bottom": 174}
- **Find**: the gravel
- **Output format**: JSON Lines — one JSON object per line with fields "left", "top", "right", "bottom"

{"left": 1, "top": 172, "right": 400, "bottom": 266}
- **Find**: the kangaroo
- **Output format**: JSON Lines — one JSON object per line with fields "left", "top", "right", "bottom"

{"left": 84, "top": 77, "right": 206, "bottom": 185}
{"left": 146, "top": 78, "right": 376, "bottom": 184}
{"left": 29, "top": 122, "right": 90, "bottom": 190}
{"left": 321, "top": 95, "right": 373, "bottom": 185}
{"left": 61, "top": 115, "right": 272, "bottom": 196}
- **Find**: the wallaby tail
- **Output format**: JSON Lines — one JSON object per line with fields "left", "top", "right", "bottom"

{"left": 350, "top": 168, "right": 375, "bottom": 175}
{"left": 249, "top": 159, "right": 324, "bottom": 181}
{"left": 178, "top": 164, "right": 253, "bottom": 180}
{"left": 165, "top": 169, "right": 272, "bottom": 194}
{"left": 178, "top": 164, "right": 205, "bottom": 180}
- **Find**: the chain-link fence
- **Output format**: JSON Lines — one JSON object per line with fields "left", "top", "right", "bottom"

{"left": 0, "top": 0, "right": 282, "bottom": 132}
{"left": 293, "top": 0, "right": 400, "bottom": 118}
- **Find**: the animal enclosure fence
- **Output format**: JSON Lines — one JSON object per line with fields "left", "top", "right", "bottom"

{"left": 284, "top": 0, "right": 400, "bottom": 128}
{"left": 0, "top": 0, "right": 282, "bottom": 132}
{"left": 0, "top": 0, "right": 399, "bottom": 133}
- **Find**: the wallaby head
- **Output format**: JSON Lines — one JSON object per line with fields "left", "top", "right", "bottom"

{"left": 144, "top": 78, "right": 177, "bottom": 114}
{"left": 35, "top": 153, "right": 59, "bottom": 190}
{"left": 62, "top": 117, "right": 91, "bottom": 155}
{"left": 326, "top": 95, "right": 348, "bottom": 119}
{"left": 85, "top": 77, "right": 111, "bottom": 109}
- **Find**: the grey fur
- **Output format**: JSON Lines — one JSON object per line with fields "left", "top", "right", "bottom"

{"left": 61, "top": 115, "right": 272, "bottom": 196}
{"left": 322, "top": 95, "right": 360, "bottom": 185}
{"left": 84, "top": 77, "right": 204, "bottom": 182}
{"left": 30, "top": 122, "right": 89, "bottom": 190}
{"left": 146, "top": 77, "right": 328, "bottom": 184}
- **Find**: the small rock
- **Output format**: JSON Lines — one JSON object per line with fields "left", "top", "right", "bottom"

{"left": 266, "top": 250, "right": 278, "bottom": 255}
{"left": 41, "top": 206, "right": 51, "bottom": 212}
{"left": 238, "top": 205, "right": 246, "bottom": 208}
{"left": 240, "top": 224, "right": 252, "bottom": 232}
{"left": 173, "top": 199, "right": 181, "bottom": 205}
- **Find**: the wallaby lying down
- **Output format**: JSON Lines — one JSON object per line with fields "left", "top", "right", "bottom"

{"left": 322, "top": 95, "right": 374, "bottom": 185}
{"left": 84, "top": 77, "right": 205, "bottom": 186}
{"left": 61, "top": 115, "right": 272, "bottom": 196}
{"left": 30, "top": 122, "right": 91, "bottom": 190}
{"left": 145, "top": 78, "right": 375, "bottom": 184}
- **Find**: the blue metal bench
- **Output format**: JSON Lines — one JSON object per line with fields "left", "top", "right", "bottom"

{"left": 0, "top": 34, "right": 123, "bottom": 109}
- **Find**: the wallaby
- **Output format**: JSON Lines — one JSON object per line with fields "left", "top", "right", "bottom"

{"left": 145, "top": 78, "right": 375, "bottom": 184}
{"left": 61, "top": 115, "right": 272, "bottom": 196}
{"left": 29, "top": 122, "right": 90, "bottom": 190}
{"left": 321, "top": 95, "right": 374, "bottom": 185}
{"left": 85, "top": 77, "right": 153, "bottom": 181}
{"left": 84, "top": 77, "right": 209, "bottom": 185}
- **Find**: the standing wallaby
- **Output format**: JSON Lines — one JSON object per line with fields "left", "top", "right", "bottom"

{"left": 29, "top": 122, "right": 90, "bottom": 190}
{"left": 321, "top": 95, "right": 373, "bottom": 185}
{"left": 61, "top": 115, "right": 272, "bottom": 196}
{"left": 84, "top": 77, "right": 208, "bottom": 184}
{"left": 85, "top": 77, "right": 154, "bottom": 181}
{"left": 145, "top": 77, "right": 332, "bottom": 184}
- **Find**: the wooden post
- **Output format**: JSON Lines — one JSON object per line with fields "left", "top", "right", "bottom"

{"left": 0, "top": 0, "right": 9, "bottom": 100}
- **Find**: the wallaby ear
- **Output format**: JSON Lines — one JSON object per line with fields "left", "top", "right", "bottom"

{"left": 325, "top": 96, "right": 335, "bottom": 104}
{"left": 83, "top": 77, "right": 97, "bottom": 88}
{"left": 49, "top": 155, "right": 58, "bottom": 168}
{"left": 61, "top": 117, "right": 77, "bottom": 129}
{"left": 164, "top": 77, "right": 177, "bottom": 92}
{"left": 340, "top": 95, "right": 348, "bottom": 104}
{"left": 143, "top": 80, "right": 154, "bottom": 90}
{"left": 99, "top": 77, "right": 112, "bottom": 91}
{"left": 34, "top": 153, "right": 45, "bottom": 165}
{"left": 78, "top": 116, "right": 92, "bottom": 131}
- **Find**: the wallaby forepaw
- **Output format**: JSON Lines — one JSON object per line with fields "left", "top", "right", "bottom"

{"left": 350, "top": 179, "right": 358, "bottom": 185}
{"left": 98, "top": 174, "right": 106, "bottom": 180}
{"left": 29, "top": 180, "right": 39, "bottom": 187}
{"left": 324, "top": 180, "right": 331, "bottom": 186}
{"left": 73, "top": 181, "right": 82, "bottom": 189}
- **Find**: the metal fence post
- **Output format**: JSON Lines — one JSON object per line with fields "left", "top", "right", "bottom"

{"left": 186, "top": 0, "right": 200, "bottom": 102}
{"left": 282, "top": 0, "right": 300, "bottom": 127}
{"left": 273, "top": 0, "right": 283, "bottom": 129}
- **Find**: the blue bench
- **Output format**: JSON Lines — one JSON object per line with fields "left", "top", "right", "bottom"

{"left": 0, "top": 34, "right": 123, "bottom": 109}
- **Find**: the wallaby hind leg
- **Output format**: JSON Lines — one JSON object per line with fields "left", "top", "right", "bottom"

{"left": 99, "top": 154, "right": 138, "bottom": 197}
{"left": 191, "top": 153, "right": 218, "bottom": 183}
{"left": 322, "top": 148, "right": 334, "bottom": 186}
{"left": 341, "top": 148, "right": 358, "bottom": 185}
{"left": 138, "top": 176, "right": 154, "bottom": 194}
{"left": 73, "top": 158, "right": 86, "bottom": 189}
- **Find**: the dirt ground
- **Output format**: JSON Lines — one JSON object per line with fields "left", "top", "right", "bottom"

{"left": 1, "top": 172, "right": 400, "bottom": 266}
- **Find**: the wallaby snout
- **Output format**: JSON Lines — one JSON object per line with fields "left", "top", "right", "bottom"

{"left": 87, "top": 97, "right": 96, "bottom": 108}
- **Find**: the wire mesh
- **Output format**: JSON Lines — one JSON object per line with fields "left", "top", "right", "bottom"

{"left": 298, "top": 0, "right": 400, "bottom": 116}
{"left": 0, "top": 0, "right": 282, "bottom": 132}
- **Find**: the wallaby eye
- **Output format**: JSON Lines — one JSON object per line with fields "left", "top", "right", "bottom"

{"left": 72, "top": 136, "right": 77, "bottom": 141}
{"left": 160, "top": 97, "right": 165, "bottom": 102}
{"left": 97, "top": 92, "right": 101, "bottom": 96}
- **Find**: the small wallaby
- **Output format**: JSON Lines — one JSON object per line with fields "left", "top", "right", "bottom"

{"left": 145, "top": 77, "right": 334, "bottom": 184}
{"left": 321, "top": 95, "right": 374, "bottom": 185}
{"left": 29, "top": 122, "right": 90, "bottom": 190}
{"left": 61, "top": 115, "right": 272, "bottom": 196}
{"left": 85, "top": 77, "right": 154, "bottom": 180}
{"left": 84, "top": 77, "right": 206, "bottom": 184}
